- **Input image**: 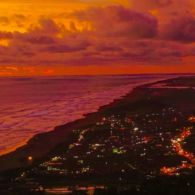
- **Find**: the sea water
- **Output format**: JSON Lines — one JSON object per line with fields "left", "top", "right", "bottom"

{"left": 0, "top": 74, "right": 174, "bottom": 155}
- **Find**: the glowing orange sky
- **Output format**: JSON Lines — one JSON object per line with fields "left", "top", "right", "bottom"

{"left": 0, "top": 0, "right": 195, "bottom": 75}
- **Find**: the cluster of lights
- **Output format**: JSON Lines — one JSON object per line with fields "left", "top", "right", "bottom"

{"left": 161, "top": 127, "right": 195, "bottom": 176}
{"left": 16, "top": 108, "right": 195, "bottom": 189}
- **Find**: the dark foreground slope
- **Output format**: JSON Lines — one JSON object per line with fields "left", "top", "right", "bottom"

{"left": 1, "top": 76, "right": 195, "bottom": 195}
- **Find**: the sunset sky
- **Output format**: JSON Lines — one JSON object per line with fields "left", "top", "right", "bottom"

{"left": 1, "top": 0, "right": 195, "bottom": 75}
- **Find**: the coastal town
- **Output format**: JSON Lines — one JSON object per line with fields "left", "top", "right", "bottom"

{"left": 36, "top": 108, "right": 195, "bottom": 178}
{"left": 9, "top": 108, "right": 195, "bottom": 194}
{"left": 1, "top": 0, "right": 195, "bottom": 194}
{"left": 1, "top": 77, "right": 195, "bottom": 194}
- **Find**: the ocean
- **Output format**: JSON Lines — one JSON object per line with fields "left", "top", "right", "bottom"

{"left": 0, "top": 75, "right": 174, "bottom": 155}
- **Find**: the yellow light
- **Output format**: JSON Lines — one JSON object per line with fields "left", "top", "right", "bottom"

{"left": 28, "top": 156, "right": 33, "bottom": 161}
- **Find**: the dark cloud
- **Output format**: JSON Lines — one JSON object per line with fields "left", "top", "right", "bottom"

{"left": 162, "top": 17, "right": 195, "bottom": 42}
{"left": 45, "top": 43, "right": 89, "bottom": 53}
{"left": 0, "top": 31, "right": 13, "bottom": 39}
{"left": 74, "top": 6, "right": 158, "bottom": 38}
{"left": 31, "top": 18, "right": 63, "bottom": 35}
{"left": 130, "top": 0, "right": 191, "bottom": 12}
{"left": 131, "top": 0, "right": 173, "bottom": 9}
{"left": 23, "top": 35, "right": 56, "bottom": 45}
{"left": 0, "top": 4, "right": 195, "bottom": 67}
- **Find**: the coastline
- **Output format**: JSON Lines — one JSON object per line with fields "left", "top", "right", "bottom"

{"left": 0, "top": 76, "right": 183, "bottom": 172}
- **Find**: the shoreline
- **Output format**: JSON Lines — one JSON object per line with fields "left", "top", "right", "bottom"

{"left": 0, "top": 76, "right": 183, "bottom": 172}
{"left": 0, "top": 76, "right": 172, "bottom": 157}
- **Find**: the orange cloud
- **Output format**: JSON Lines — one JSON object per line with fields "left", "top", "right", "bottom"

{"left": 0, "top": 1, "right": 195, "bottom": 75}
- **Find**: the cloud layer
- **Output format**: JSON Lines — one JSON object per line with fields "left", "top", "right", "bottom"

{"left": 0, "top": 1, "right": 195, "bottom": 74}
